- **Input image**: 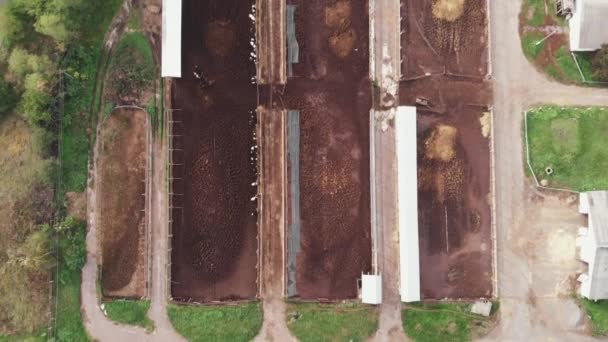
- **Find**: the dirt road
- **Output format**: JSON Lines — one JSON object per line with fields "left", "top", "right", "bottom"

{"left": 83, "top": 105, "right": 185, "bottom": 341}
{"left": 485, "top": 0, "right": 608, "bottom": 339}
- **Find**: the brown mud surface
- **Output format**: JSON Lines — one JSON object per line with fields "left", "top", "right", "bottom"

{"left": 401, "top": 0, "right": 488, "bottom": 78}
{"left": 281, "top": 0, "right": 372, "bottom": 300}
{"left": 170, "top": 0, "right": 258, "bottom": 302}
{"left": 400, "top": 0, "right": 493, "bottom": 299}
{"left": 98, "top": 109, "right": 147, "bottom": 298}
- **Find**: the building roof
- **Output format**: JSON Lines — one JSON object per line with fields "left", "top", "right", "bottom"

{"left": 395, "top": 106, "right": 421, "bottom": 303}
{"left": 588, "top": 191, "right": 608, "bottom": 246}
{"left": 569, "top": 0, "right": 608, "bottom": 51}
{"left": 162, "top": 0, "right": 182, "bottom": 78}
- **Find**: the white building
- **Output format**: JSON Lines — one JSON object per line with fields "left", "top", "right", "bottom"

{"left": 395, "top": 106, "right": 421, "bottom": 303}
{"left": 568, "top": 0, "right": 608, "bottom": 51}
{"left": 577, "top": 191, "right": 608, "bottom": 300}
{"left": 162, "top": 0, "right": 182, "bottom": 78}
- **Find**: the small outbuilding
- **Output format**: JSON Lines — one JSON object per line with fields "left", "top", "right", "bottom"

{"left": 577, "top": 191, "right": 608, "bottom": 300}
{"left": 568, "top": 0, "right": 608, "bottom": 51}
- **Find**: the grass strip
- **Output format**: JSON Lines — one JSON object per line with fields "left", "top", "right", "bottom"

{"left": 287, "top": 302, "right": 378, "bottom": 342}
{"left": 168, "top": 302, "right": 262, "bottom": 342}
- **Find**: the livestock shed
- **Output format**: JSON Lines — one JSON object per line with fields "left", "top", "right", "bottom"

{"left": 568, "top": 0, "right": 608, "bottom": 51}
{"left": 577, "top": 191, "right": 608, "bottom": 300}
{"left": 395, "top": 106, "right": 421, "bottom": 303}
{"left": 162, "top": 0, "right": 182, "bottom": 78}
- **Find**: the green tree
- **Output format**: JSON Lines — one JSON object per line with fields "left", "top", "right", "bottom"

{"left": 0, "top": 78, "right": 18, "bottom": 117}
{"left": 8, "top": 47, "right": 31, "bottom": 81}
{"left": 592, "top": 44, "right": 608, "bottom": 82}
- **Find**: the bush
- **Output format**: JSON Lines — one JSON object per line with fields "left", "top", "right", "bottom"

{"left": 56, "top": 216, "right": 86, "bottom": 279}
{"left": 0, "top": 78, "right": 18, "bottom": 118}
{"left": 592, "top": 44, "right": 608, "bottom": 82}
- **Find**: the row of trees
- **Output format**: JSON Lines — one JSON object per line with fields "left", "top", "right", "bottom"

{"left": 0, "top": 0, "right": 112, "bottom": 335}
{"left": 0, "top": 0, "right": 100, "bottom": 124}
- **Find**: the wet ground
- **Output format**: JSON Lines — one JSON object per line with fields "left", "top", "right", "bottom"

{"left": 400, "top": 0, "right": 493, "bottom": 299}
{"left": 281, "top": 0, "right": 372, "bottom": 300}
{"left": 170, "top": 0, "right": 258, "bottom": 302}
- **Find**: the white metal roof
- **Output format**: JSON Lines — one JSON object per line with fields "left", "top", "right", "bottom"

{"left": 588, "top": 191, "right": 608, "bottom": 246}
{"left": 569, "top": 0, "right": 608, "bottom": 51}
{"left": 361, "top": 274, "right": 382, "bottom": 304}
{"left": 395, "top": 106, "right": 421, "bottom": 303}
{"left": 162, "top": 0, "right": 182, "bottom": 78}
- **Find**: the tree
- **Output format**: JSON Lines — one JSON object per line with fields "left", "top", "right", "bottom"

{"left": 592, "top": 44, "right": 608, "bottom": 82}
{"left": 7, "top": 47, "right": 30, "bottom": 82}
{"left": 0, "top": 78, "right": 18, "bottom": 118}
{"left": 35, "top": 13, "right": 69, "bottom": 45}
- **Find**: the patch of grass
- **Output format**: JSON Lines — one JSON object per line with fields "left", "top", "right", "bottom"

{"left": 128, "top": 11, "right": 141, "bottom": 31}
{"left": 168, "top": 302, "right": 262, "bottom": 342}
{"left": 54, "top": 219, "right": 89, "bottom": 342}
{"left": 104, "top": 299, "right": 154, "bottom": 331}
{"left": 55, "top": 266, "right": 89, "bottom": 342}
{"left": 580, "top": 299, "right": 608, "bottom": 336}
{"left": 402, "top": 302, "right": 497, "bottom": 342}
{"left": 521, "top": 31, "right": 545, "bottom": 60}
{"left": 526, "top": 106, "right": 608, "bottom": 191}
{"left": 524, "top": 0, "right": 547, "bottom": 27}
{"left": 555, "top": 46, "right": 581, "bottom": 82}
{"left": 107, "top": 32, "right": 154, "bottom": 106}
{"left": 574, "top": 52, "right": 598, "bottom": 82}
{"left": 0, "top": 330, "right": 47, "bottom": 342}
{"left": 287, "top": 302, "right": 378, "bottom": 342}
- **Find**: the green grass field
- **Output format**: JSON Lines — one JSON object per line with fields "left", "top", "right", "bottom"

{"left": 580, "top": 299, "right": 608, "bottom": 336}
{"left": 402, "top": 302, "right": 498, "bottom": 342}
{"left": 287, "top": 302, "right": 378, "bottom": 342}
{"left": 104, "top": 300, "right": 153, "bottom": 331}
{"left": 526, "top": 106, "right": 608, "bottom": 191}
{"left": 168, "top": 302, "right": 262, "bottom": 342}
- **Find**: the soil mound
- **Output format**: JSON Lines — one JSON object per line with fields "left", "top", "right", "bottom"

{"left": 433, "top": 0, "right": 465, "bottom": 22}
{"left": 425, "top": 124, "right": 458, "bottom": 161}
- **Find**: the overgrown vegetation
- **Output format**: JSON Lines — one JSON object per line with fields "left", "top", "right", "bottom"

{"left": 402, "top": 302, "right": 498, "bottom": 342}
{"left": 168, "top": 302, "right": 263, "bottom": 342}
{"left": 107, "top": 32, "right": 153, "bottom": 104}
{"left": 580, "top": 299, "right": 608, "bottom": 336}
{"left": 286, "top": 302, "right": 378, "bottom": 342}
{"left": 526, "top": 106, "right": 608, "bottom": 191}
{"left": 592, "top": 44, "right": 608, "bottom": 82}
{"left": 0, "top": 0, "right": 123, "bottom": 339}
{"left": 104, "top": 300, "right": 154, "bottom": 332}
{"left": 0, "top": 117, "right": 54, "bottom": 336}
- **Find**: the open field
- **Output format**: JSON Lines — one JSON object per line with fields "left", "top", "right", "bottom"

{"left": 281, "top": 0, "right": 372, "bottom": 300}
{"left": 400, "top": 0, "right": 493, "bottom": 299}
{"left": 168, "top": 302, "right": 262, "bottom": 342}
{"left": 526, "top": 106, "right": 608, "bottom": 191}
{"left": 98, "top": 108, "right": 147, "bottom": 298}
{"left": 170, "top": 0, "right": 258, "bottom": 302}
{"left": 286, "top": 302, "right": 378, "bottom": 342}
